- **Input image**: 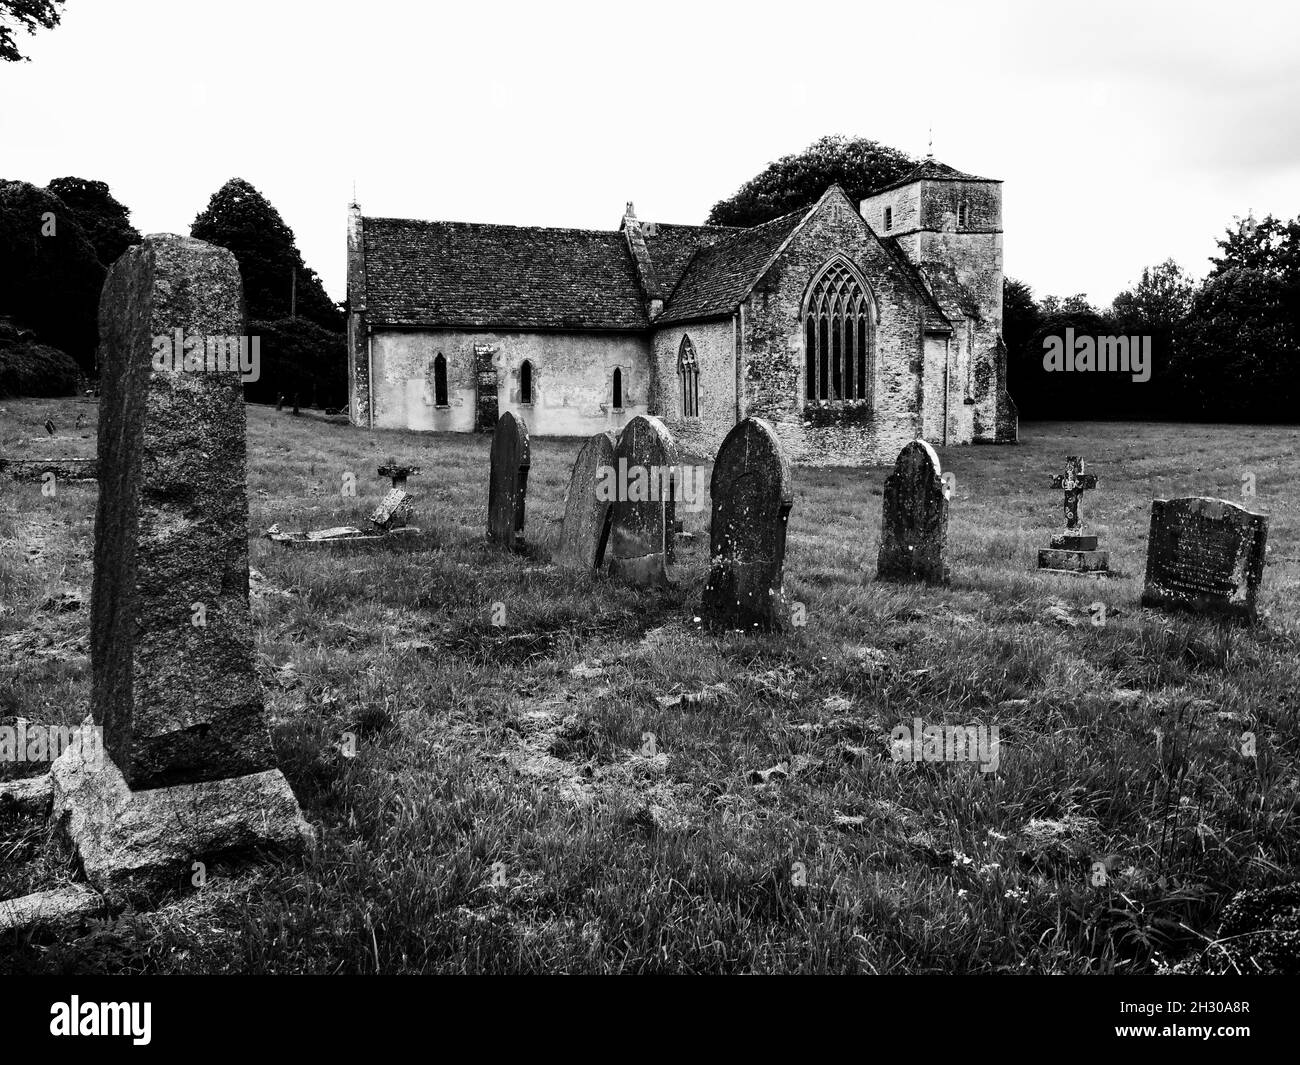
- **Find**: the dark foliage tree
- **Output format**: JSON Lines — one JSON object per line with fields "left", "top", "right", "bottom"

{"left": 46, "top": 176, "right": 141, "bottom": 267}
{"left": 706, "top": 135, "right": 915, "bottom": 228}
{"left": 1170, "top": 215, "right": 1300, "bottom": 422}
{"left": 1109, "top": 259, "right": 1194, "bottom": 419}
{"left": 0, "top": 180, "right": 104, "bottom": 371}
{"left": 0, "top": 0, "right": 63, "bottom": 61}
{"left": 246, "top": 317, "right": 347, "bottom": 410}
{"left": 191, "top": 178, "right": 343, "bottom": 331}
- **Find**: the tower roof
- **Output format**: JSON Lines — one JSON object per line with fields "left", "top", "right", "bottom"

{"left": 866, "top": 158, "right": 1000, "bottom": 196}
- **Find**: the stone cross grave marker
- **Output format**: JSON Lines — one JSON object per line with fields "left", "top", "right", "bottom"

{"left": 876, "top": 439, "right": 949, "bottom": 584}
{"left": 1141, "top": 497, "right": 1268, "bottom": 623}
{"left": 1038, "top": 455, "right": 1109, "bottom": 574}
{"left": 487, "top": 411, "right": 530, "bottom": 548}
{"left": 370, "top": 488, "right": 414, "bottom": 532}
{"left": 557, "top": 430, "right": 617, "bottom": 570}
{"left": 50, "top": 233, "right": 312, "bottom": 892}
{"left": 378, "top": 463, "right": 420, "bottom": 490}
{"left": 609, "top": 415, "right": 678, "bottom": 587}
{"left": 701, "top": 418, "right": 793, "bottom": 630}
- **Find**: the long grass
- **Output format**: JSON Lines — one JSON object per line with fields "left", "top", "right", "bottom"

{"left": 2, "top": 398, "right": 1297, "bottom": 973}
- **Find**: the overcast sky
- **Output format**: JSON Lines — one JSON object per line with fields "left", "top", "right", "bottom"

{"left": 4, "top": 0, "right": 1297, "bottom": 306}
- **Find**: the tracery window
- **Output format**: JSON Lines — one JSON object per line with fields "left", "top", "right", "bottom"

{"left": 803, "top": 259, "right": 874, "bottom": 403}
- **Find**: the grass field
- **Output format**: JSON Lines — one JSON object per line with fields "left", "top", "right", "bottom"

{"left": 2, "top": 396, "right": 1299, "bottom": 973}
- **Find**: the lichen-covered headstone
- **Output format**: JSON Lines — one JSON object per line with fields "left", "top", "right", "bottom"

{"left": 370, "top": 488, "right": 414, "bottom": 531}
{"left": 701, "top": 418, "right": 793, "bottom": 630}
{"left": 1141, "top": 497, "right": 1268, "bottom": 623}
{"left": 876, "top": 439, "right": 949, "bottom": 583}
{"left": 487, "top": 411, "right": 530, "bottom": 548}
{"left": 608, "top": 415, "right": 678, "bottom": 587}
{"left": 557, "top": 430, "right": 616, "bottom": 570}
{"left": 50, "top": 233, "right": 312, "bottom": 891}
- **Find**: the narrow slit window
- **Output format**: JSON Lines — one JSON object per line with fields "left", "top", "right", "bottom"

{"left": 434, "top": 353, "right": 448, "bottom": 406}
{"left": 520, "top": 359, "right": 533, "bottom": 404}
{"left": 678, "top": 336, "right": 699, "bottom": 418}
{"left": 612, "top": 367, "right": 623, "bottom": 409}
{"left": 884, "top": 206, "right": 893, "bottom": 230}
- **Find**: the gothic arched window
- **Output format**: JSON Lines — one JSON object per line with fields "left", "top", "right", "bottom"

{"left": 612, "top": 367, "right": 623, "bottom": 409}
{"left": 803, "top": 258, "right": 874, "bottom": 403}
{"left": 678, "top": 336, "right": 699, "bottom": 418}
{"left": 520, "top": 359, "right": 534, "bottom": 404}
{"left": 434, "top": 353, "right": 448, "bottom": 406}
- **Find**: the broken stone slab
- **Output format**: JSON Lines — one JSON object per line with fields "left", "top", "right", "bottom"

{"left": 264, "top": 525, "right": 421, "bottom": 549}
{"left": 0, "top": 884, "right": 105, "bottom": 934}
{"left": 0, "top": 773, "right": 53, "bottom": 818}
{"left": 370, "top": 488, "right": 414, "bottom": 531}
{"left": 50, "top": 724, "right": 313, "bottom": 894}
{"left": 0, "top": 457, "right": 98, "bottom": 482}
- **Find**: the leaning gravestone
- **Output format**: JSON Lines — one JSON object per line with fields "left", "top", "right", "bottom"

{"left": 1141, "top": 497, "right": 1268, "bottom": 623}
{"left": 609, "top": 415, "right": 678, "bottom": 587}
{"left": 877, "top": 439, "right": 949, "bottom": 584}
{"left": 50, "top": 234, "right": 312, "bottom": 892}
{"left": 701, "top": 418, "right": 793, "bottom": 630}
{"left": 557, "top": 430, "right": 617, "bottom": 570}
{"left": 487, "top": 411, "right": 530, "bottom": 548}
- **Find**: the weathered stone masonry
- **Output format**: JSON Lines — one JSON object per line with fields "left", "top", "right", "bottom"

{"left": 347, "top": 157, "right": 1017, "bottom": 464}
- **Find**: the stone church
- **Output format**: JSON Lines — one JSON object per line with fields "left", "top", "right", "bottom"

{"left": 346, "top": 157, "right": 1017, "bottom": 465}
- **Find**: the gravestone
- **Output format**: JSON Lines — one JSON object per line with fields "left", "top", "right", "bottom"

{"left": 608, "top": 415, "right": 678, "bottom": 587}
{"left": 557, "top": 430, "right": 617, "bottom": 570}
{"left": 292, "top": 392, "right": 300, "bottom": 415}
{"left": 276, "top": 393, "right": 284, "bottom": 411}
{"left": 701, "top": 418, "right": 793, "bottom": 630}
{"left": 876, "top": 439, "right": 949, "bottom": 584}
{"left": 1141, "top": 497, "right": 1268, "bottom": 623}
{"left": 377, "top": 463, "right": 420, "bottom": 490}
{"left": 1038, "top": 456, "right": 1109, "bottom": 574}
{"left": 50, "top": 234, "right": 312, "bottom": 892}
{"left": 487, "top": 411, "right": 530, "bottom": 548}
{"left": 370, "top": 488, "right": 414, "bottom": 531}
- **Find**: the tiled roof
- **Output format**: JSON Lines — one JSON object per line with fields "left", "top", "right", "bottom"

{"left": 641, "top": 222, "right": 736, "bottom": 294}
{"left": 866, "top": 158, "right": 1000, "bottom": 196}
{"left": 361, "top": 217, "right": 651, "bottom": 330}
{"left": 656, "top": 209, "right": 807, "bottom": 324}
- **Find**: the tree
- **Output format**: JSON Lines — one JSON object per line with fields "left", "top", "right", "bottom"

{"left": 0, "top": 180, "right": 104, "bottom": 370}
{"left": 1108, "top": 259, "right": 1194, "bottom": 419}
{"left": 46, "top": 177, "right": 141, "bottom": 267}
{"left": 1, "top": 0, "right": 64, "bottom": 61}
{"left": 706, "top": 135, "right": 915, "bottom": 228}
{"left": 1170, "top": 214, "right": 1300, "bottom": 421}
{"left": 191, "top": 178, "right": 342, "bottom": 331}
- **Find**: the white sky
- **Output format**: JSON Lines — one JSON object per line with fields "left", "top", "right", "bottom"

{"left": 3, "top": 0, "right": 1298, "bottom": 306}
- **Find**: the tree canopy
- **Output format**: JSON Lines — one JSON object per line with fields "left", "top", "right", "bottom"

{"left": 191, "top": 178, "right": 341, "bottom": 331}
{"left": 46, "top": 176, "right": 141, "bottom": 267}
{"left": 1, "top": 0, "right": 64, "bottom": 61}
{"left": 706, "top": 135, "right": 915, "bottom": 228}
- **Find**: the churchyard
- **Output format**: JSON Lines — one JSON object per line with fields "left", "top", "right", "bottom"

{"left": 2, "top": 384, "right": 1298, "bottom": 972}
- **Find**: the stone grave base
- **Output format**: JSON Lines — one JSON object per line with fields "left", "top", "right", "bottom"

{"left": 1038, "top": 548, "right": 1110, "bottom": 574}
{"left": 1140, "top": 588, "right": 1257, "bottom": 625}
{"left": 609, "top": 553, "right": 670, "bottom": 588}
{"left": 0, "top": 457, "right": 99, "bottom": 482}
{"left": 1050, "top": 532, "right": 1099, "bottom": 550}
{"left": 50, "top": 725, "right": 314, "bottom": 894}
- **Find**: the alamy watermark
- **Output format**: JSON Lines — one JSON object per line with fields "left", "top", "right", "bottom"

{"left": 152, "top": 329, "right": 261, "bottom": 383}
{"left": 1043, "top": 327, "right": 1151, "bottom": 383}
{"left": 594, "top": 460, "right": 706, "bottom": 511}
{"left": 891, "top": 717, "right": 1000, "bottom": 773}
{"left": 0, "top": 721, "right": 104, "bottom": 768}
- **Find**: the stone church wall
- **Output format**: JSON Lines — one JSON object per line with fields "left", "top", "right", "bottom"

{"left": 649, "top": 317, "right": 736, "bottom": 460}
{"left": 740, "top": 191, "right": 933, "bottom": 467}
{"left": 368, "top": 329, "right": 650, "bottom": 436}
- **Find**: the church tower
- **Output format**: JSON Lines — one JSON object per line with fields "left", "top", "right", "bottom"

{"left": 860, "top": 158, "right": 1015, "bottom": 444}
